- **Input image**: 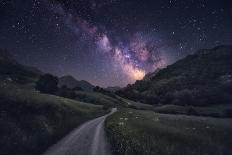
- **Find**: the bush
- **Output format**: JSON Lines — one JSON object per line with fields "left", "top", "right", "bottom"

{"left": 35, "top": 74, "right": 58, "bottom": 94}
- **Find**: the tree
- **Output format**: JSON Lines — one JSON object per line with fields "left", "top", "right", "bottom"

{"left": 93, "top": 86, "right": 101, "bottom": 92}
{"left": 93, "top": 86, "right": 106, "bottom": 92}
{"left": 35, "top": 74, "right": 58, "bottom": 94}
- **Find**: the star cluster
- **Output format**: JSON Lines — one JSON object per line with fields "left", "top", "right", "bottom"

{"left": 0, "top": 0, "right": 231, "bottom": 87}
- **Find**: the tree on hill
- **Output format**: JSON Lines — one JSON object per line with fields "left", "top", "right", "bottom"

{"left": 93, "top": 86, "right": 103, "bottom": 92}
{"left": 35, "top": 74, "right": 58, "bottom": 94}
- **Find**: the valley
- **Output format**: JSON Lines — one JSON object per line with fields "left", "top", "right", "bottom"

{"left": 0, "top": 46, "right": 232, "bottom": 155}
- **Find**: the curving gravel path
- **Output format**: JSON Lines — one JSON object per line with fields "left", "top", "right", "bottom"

{"left": 43, "top": 108, "right": 117, "bottom": 155}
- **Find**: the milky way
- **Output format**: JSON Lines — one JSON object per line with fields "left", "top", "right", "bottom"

{"left": 50, "top": 2, "right": 167, "bottom": 81}
{"left": 0, "top": 0, "right": 231, "bottom": 87}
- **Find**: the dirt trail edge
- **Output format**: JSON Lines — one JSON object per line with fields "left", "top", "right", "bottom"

{"left": 43, "top": 108, "right": 117, "bottom": 155}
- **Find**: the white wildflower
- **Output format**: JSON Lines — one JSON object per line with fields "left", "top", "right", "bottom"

{"left": 118, "top": 122, "right": 124, "bottom": 126}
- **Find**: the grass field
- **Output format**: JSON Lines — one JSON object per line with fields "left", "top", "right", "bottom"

{"left": 74, "top": 91, "right": 125, "bottom": 107}
{"left": 105, "top": 108, "right": 232, "bottom": 155}
{"left": 116, "top": 96, "right": 154, "bottom": 110}
{"left": 117, "top": 96, "right": 232, "bottom": 118}
{"left": 152, "top": 104, "right": 232, "bottom": 118}
{"left": 0, "top": 81, "right": 106, "bottom": 155}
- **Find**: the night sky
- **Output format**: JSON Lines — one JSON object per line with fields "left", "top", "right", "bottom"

{"left": 0, "top": 0, "right": 232, "bottom": 87}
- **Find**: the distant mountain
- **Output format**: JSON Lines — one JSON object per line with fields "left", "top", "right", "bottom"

{"left": 0, "top": 49, "right": 42, "bottom": 83}
{"left": 117, "top": 45, "right": 232, "bottom": 106}
{"left": 105, "top": 86, "right": 121, "bottom": 92}
{"left": 59, "top": 75, "right": 95, "bottom": 91}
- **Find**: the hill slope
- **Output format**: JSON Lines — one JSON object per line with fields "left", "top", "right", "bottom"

{"left": 0, "top": 81, "right": 105, "bottom": 155}
{"left": 117, "top": 45, "right": 232, "bottom": 106}
{"left": 0, "top": 50, "right": 106, "bottom": 155}
{"left": 0, "top": 49, "right": 42, "bottom": 84}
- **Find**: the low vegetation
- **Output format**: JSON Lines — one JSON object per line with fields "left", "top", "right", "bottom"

{"left": 106, "top": 108, "right": 232, "bottom": 155}
{"left": 117, "top": 96, "right": 154, "bottom": 110}
{"left": 152, "top": 104, "right": 232, "bottom": 118}
{"left": 74, "top": 91, "right": 123, "bottom": 107}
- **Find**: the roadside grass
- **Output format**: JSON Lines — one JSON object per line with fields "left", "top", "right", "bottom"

{"left": 153, "top": 104, "right": 232, "bottom": 118}
{"left": 106, "top": 108, "right": 232, "bottom": 155}
{"left": 0, "top": 81, "right": 106, "bottom": 155}
{"left": 117, "top": 97, "right": 232, "bottom": 118}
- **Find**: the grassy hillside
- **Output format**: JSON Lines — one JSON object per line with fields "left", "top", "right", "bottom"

{"left": 0, "top": 80, "right": 105, "bottom": 155}
{"left": 0, "top": 49, "right": 110, "bottom": 155}
{"left": 74, "top": 91, "right": 125, "bottom": 108}
{"left": 117, "top": 96, "right": 154, "bottom": 110}
{"left": 117, "top": 45, "right": 232, "bottom": 106}
{"left": 106, "top": 108, "right": 232, "bottom": 155}
{"left": 0, "top": 49, "right": 41, "bottom": 84}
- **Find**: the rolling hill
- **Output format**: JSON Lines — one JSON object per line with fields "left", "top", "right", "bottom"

{"left": 0, "top": 49, "right": 106, "bottom": 155}
{"left": 0, "top": 49, "right": 42, "bottom": 84}
{"left": 58, "top": 75, "right": 95, "bottom": 91}
{"left": 117, "top": 45, "right": 232, "bottom": 106}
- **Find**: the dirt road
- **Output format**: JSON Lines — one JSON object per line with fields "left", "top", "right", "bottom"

{"left": 43, "top": 108, "right": 117, "bottom": 155}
